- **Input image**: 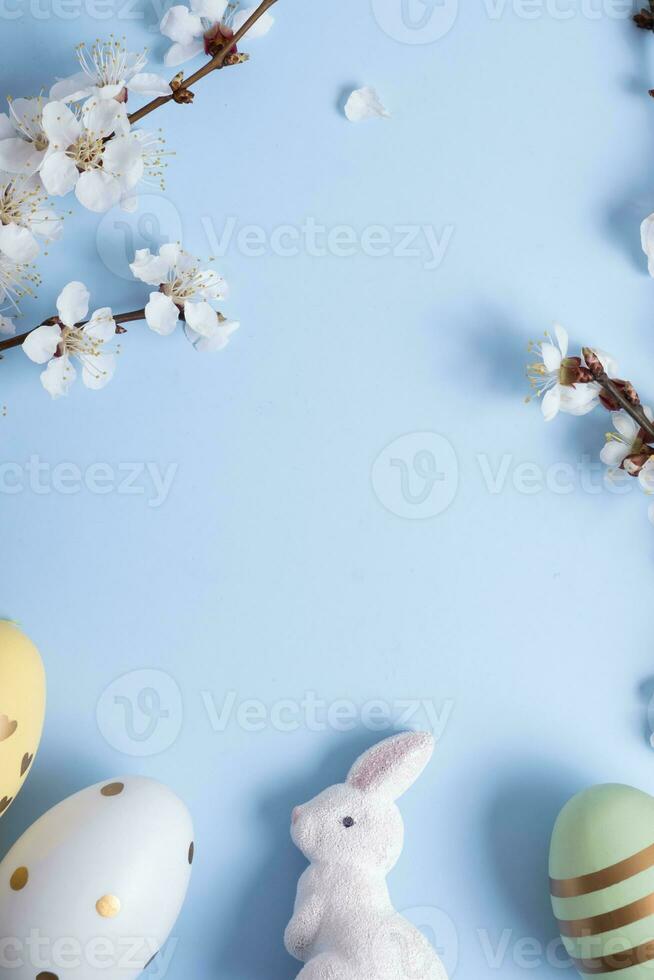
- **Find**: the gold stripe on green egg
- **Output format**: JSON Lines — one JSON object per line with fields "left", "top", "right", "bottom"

{"left": 550, "top": 784, "right": 654, "bottom": 976}
{"left": 552, "top": 866, "right": 654, "bottom": 922}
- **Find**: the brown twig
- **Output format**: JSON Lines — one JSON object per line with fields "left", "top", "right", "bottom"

{"left": 127, "top": 0, "right": 279, "bottom": 126}
{"left": 582, "top": 347, "right": 654, "bottom": 442}
{"left": 0, "top": 309, "right": 147, "bottom": 356}
{"left": 1, "top": 0, "right": 278, "bottom": 362}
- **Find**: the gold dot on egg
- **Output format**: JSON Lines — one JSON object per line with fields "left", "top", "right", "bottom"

{"left": 100, "top": 782, "right": 124, "bottom": 797}
{"left": 10, "top": 867, "right": 28, "bottom": 891}
{"left": 36, "top": 974, "right": 59, "bottom": 979}
{"left": 188, "top": 842, "right": 194, "bottom": 865}
{"left": 96, "top": 894, "right": 121, "bottom": 918}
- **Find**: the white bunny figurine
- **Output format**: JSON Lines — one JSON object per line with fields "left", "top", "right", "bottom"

{"left": 285, "top": 731, "right": 448, "bottom": 980}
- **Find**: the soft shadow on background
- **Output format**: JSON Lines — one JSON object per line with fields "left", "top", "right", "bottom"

{"left": 484, "top": 764, "right": 585, "bottom": 953}
{"left": 0, "top": 748, "right": 100, "bottom": 854}
{"left": 638, "top": 676, "right": 654, "bottom": 747}
{"left": 605, "top": 19, "right": 654, "bottom": 270}
{"left": 215, "top": 730, "right": 390, "bottom": 980}
{"left": 462, "top": 311, "right": 529, "bottom": 400}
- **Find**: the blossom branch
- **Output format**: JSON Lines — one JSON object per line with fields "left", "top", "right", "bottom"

{"left": 634, "top": 1, "right": 654, "bottom": 31}
{"left": 0, "top": 309, "right": 146, "bottom": 356}
{"left": 127, "top": 0, "right": 279, "bottom": 126}
{"left": 582, "top": 347, "right": 654, "bottom": 442}
{"left": 527, "top": 328, "right": 654, "bottom": 522}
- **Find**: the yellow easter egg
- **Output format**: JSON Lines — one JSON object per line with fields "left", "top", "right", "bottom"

{"left": 0, "top": 622, "right": 46, "bottom": 817}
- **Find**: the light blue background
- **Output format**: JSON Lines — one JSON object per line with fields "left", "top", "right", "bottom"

{"left": 2, "top": 0, "right": 654, "bottom": 977}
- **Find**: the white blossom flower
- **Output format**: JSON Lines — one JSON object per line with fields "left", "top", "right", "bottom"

{"left": 0, "top": 96, "right": 53, "bottom": 178}
{"left": 641, "top": 213, "right": 654, "bottom": 277}
{"left": 0, "top": 172, "right": 63, "bottom": 262}
{"left": 600, "top": 408, "right": 654, "bottom": 470}
{"left": 38, "top": 100, "right": 164, "bottom": 212}
{"left": 0, "top": 252, "right": 39, "bottom": 312}
{"left": 129, "top": 243, "right": 237, "bottom": 349}
{"left": 527, "top": 325, "right": 605, "bottom": 421}
{"left": 637, "top": 459, "right": 654, "bottom": 525}
{"left": 0, "top": 315, "right": 15, "bottom": 335}
{"left": 160, "top": 0, "right": 273, "bottom": 67}
{"left": 50, "top": 39, "right": 170, "bottom": 104}
{"left": 344, "top": 87, "right": 390, "bottom": 123}
{"left": 185, "top": 315, "right": 239, "bottom": 351}
{"left": 22, "top": 281, "right": 117, "bottom": 397}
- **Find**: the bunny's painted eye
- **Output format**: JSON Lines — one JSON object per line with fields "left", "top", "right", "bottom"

{"left": 342, "top": 816, "right": 355, "bottom": 828}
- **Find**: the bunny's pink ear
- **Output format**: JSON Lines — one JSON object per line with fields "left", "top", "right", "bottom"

{"left": 346, "top": 731, "right": 434, "bottom": 800}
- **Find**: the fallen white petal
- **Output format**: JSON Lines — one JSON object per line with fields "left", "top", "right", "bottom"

{"left": 344, "top": 86, "right": 390, "bottom": 123}
{"left": 642, "top": 214, "right": 654, "bottom": 277}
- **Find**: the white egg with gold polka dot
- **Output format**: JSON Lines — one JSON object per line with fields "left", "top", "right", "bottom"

{"left": 0, "top": 621, "right": 46, "bottom": 818}
{"left": 0, "top": 777, "right": 194, "bottom": 979}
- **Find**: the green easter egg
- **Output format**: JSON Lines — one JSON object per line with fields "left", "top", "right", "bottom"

{"left": 550, "top": 784, "right": 654, "bottom": 979}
